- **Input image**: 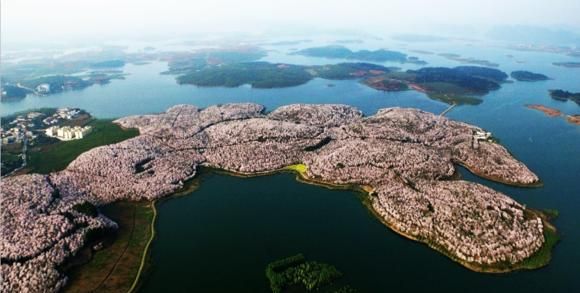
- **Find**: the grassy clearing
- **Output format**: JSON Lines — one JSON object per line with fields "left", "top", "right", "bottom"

{"left": 27, "top": 119, "right": 138, "bottom": 174}
{"left": 515, "top": 225, "right": 559, "bottom": 270}
{"left": 284, "top": 164, "right": 308, "bottom": 175}
{"left": 64, "top": 202, "right": 154, "bottom": 293}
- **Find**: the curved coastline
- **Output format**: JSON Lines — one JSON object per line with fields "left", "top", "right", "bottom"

{"left": 455, "top": 161, "right": 544, "bottom": 188}
{"left": 141, "top": 163, "right": 555, "bottom": 277}
{"left": 1, "top": 103, "right": 555, "bottom": 292}
{"left": 71, "top": 161, "right": 556, "bottom": 290}
{"left": 284, "top": 164, "right": 555, "bottom": 273}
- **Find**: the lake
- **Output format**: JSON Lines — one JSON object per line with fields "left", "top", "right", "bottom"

{"left": 141, "top": 169, "right": 576, "bottom": 293}
{"left": 1, "top": 40, "right": 579, "bottom": 292}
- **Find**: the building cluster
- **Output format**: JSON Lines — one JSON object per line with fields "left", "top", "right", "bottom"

{"left": 42, "top": 108, "right": 83, "bottom": 125}
{"left": 2, "top": 103, "right": 546, "bottom": 292}
{"left": 1, "top": 111, "right": 45, "bottom": 144}
{"left": 45, "top": 125, "right": 92, "bottom": 141}
{"left": 1, "top": 107, "right": 87, "bottom": 146}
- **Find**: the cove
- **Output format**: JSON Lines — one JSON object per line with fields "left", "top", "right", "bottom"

{"left": 139, "top": 170, "right": 562, "bottom": 293}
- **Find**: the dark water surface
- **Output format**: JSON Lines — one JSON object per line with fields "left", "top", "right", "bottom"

{"left": 140, "top": 170, "right": 576, "bottom": 293}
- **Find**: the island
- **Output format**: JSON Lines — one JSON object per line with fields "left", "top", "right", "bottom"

{"left": 175, "top": 62, "right": 391, "bottom": 88}
{"left": 366, "top": 66, "right": 509, "bottom": 105}
{"left": 553, "top": 62, "right": 580, "bottom": 68}
{"left": 173, "top": 60, "right": 509, "bottom": 105}
{"left": 177, "top": 62, "right": 313, "bottom": 88}
{"left": 549, "top": 89, "right": 580, "bottom": 105}
{"left": 526, "top": 104, "right": 562, "bottom": 117}
{"left": 291, "top": 45, "right": 426, "bottom": 64}
{"left": 1, "top": 103, "right": 556, "bottom": 292}
{"left": 438, "top": 53, "right": 499, "bottom": 67}
{"left": 510, "top": 71, "right": 549, "bottom": 82}
{"left": 526, "top": 104, "right": 580, "bottom": 126}
{"left": 266, "top": 254, "right": 346, "bottom": 293}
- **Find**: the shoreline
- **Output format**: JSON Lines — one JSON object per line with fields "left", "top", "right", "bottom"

{"left": 69, "top": 159, "right": 558, "bottom": 291}
{"left": 173, "top": 163, "right": 555, "bottom": 274}
{"left": 286, "top": 165, "right": 556, "bottom": 273}
{"left": 26, "top": 103, "right": 556, "bottom": 291}
{"left": 61, "top": 201, "right": 154, "bottom": 293}
{"left": 127, "top": 201, "right": 157, "bottom": 293}
{"left": 455, "top": 161, "right": 544, "bottom": 188}
{"left": 365, "top": 197, "right": 558, "bottom": 273}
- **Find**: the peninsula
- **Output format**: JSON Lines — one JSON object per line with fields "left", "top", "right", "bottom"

{"left": 1, "top": 103, "right": 554, "bottom": 292}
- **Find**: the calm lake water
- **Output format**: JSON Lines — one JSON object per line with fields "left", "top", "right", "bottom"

{"left": 1, "top": 40, "right": 579, "bottom": 292}
{"left": 140, "top": 170, "right": 576, "bottom": 293}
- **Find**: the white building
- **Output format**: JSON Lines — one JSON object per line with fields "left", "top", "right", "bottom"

{"left": 36, "top": 84, "right": 51, "bottom": 94}
{"left": 45, "top": 125, "right": 92, "bottom": 141}
{"left": 474, "top": 131, "right": 492, "bottom": 141}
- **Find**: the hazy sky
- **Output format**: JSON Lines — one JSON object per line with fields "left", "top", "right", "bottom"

{"left": 2, "top": 0, "right": 580, "bottom": 46}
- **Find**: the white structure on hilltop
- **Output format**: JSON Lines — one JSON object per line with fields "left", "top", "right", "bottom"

{"left": 45, "top": 125, "right": 92, "bottom": 141}
{"left": 474, "top": 130, "right": 492, "bottom": 141}
{"left": 35, "top": 84, "right": 51, "bottom": 94}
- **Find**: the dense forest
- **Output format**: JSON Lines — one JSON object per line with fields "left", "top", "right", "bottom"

{"left": 177, "top": 62, "right": 312, "bottom": 88}
{"left": 173, "top": 55, "right": 510, "bottom": 105}
{"left": 292, "top": 45, "right": 425, "bottom": 64}
{"left": 265, "top": 254, "right": 346, "bottom": 293}
{"left": 177, "top": 62, "right": 392, "bottom": 88}
{"left": 406, "top": 66, "right": 508, "bottom": 94}
{"left": 511, "top": 70, "right": 549, "bottom": 81}
{"left": 549, "top": 89, "right": 580, "bottom": 105}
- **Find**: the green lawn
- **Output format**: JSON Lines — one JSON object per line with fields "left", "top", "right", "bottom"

{"left": 27, "top": 119, "right": 138, "bottom": 174}
{"left": 284, "top": 164, "right": 308, "bottom": 175}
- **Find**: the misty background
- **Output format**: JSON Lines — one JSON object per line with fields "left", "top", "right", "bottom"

{"left": 2, "top": 0, "right": 580, "bottom": 49}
